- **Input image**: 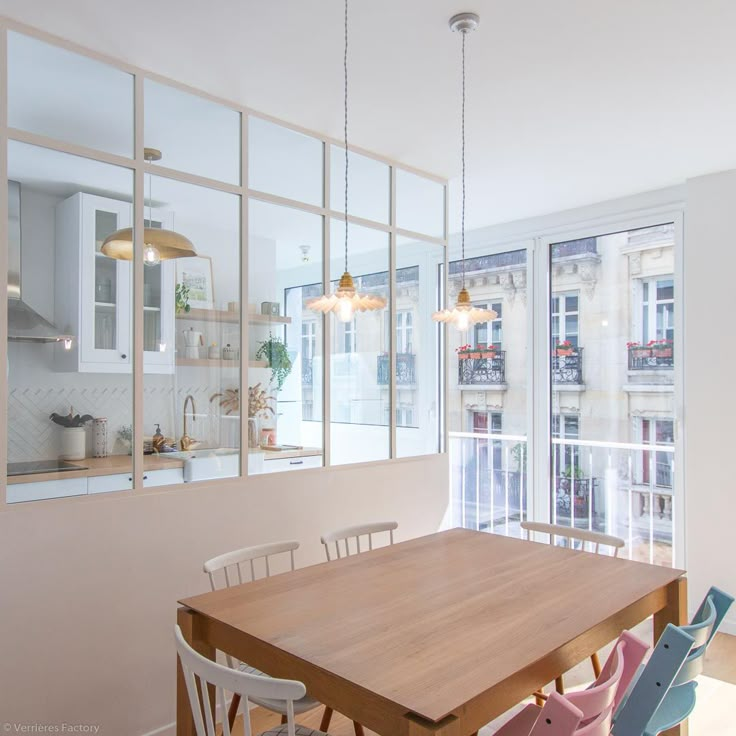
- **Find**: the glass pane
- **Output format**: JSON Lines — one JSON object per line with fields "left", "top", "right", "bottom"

{"left": 550, "top": 224, "right": 676, "bottom": 567}
{"left": 248, "top": 199, "right": 324, "bottom": 474}
{"left": 329, "top": 220, "right": 389, "bottom": 464}
{"left": 6, "top": 142, "right": 133, "bottom": 502}
{"left": 144, "top": 79, "right": 241, "bottom": 185}
{"left": 8, "top": 32, "right": 134, "bottom": 157}
{"left": 248, "top": 117, "right": 323, "bottom": 206}
{"left": 396, "top": 238, "right": 444, "bottom": 457}
{"left": 145, "top": 176, "right": 241, "bottom": 486}
{"left": 395, "top": 169, "right": 445, "bottom": 237}
{"left": 448, "top": 246, "right": 529, "bottom": 534}
{"left": 330, "top": 145, "right": 389, "bottom": 223}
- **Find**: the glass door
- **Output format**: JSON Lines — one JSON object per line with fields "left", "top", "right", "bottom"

{"left": 548, "top": 224, "right": 679, "bottom": 566}
{"left": 82, "top": 194, "right": 132, "bottom": 369}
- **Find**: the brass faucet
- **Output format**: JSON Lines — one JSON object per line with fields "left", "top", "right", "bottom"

{"left": 180, "top": 394, "right": 197, "bottom": 451}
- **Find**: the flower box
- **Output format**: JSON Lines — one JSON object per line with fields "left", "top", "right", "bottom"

{"left": 480, "top": 350, "right": 496, "bottom": 359}
{"left": 652, "top": 347, "right": 673, "bottom": 358}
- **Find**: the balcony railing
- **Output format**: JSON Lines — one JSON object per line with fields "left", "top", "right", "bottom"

{"left": 628, "top": 345, "right": 674, "bottom": 370}
{"left": 458, "top": 351, "right": 506, "bottom": 386}
{"left": 552, "top": 348, "right": 584, "bottom": 384}
{"left": 449, "top": 431, "right": 675, "bottom": 567}
{"left": 302, "top": 358, "right": 313, "bottom": 386}
{"left": 377, "top": 353, "right": 416, "bottom": 385}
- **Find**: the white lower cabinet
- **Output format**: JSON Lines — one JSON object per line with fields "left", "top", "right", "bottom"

{"left": 144, "top": 468, "right": 184, "bottom": 487}
{"left": 87, "top": 473, "right": 133, "bottom": 494}
{"left": 262, "top": 454, "right": 322, "bottom": 474}
{"left": 7, "top": 477, "right": 87, "bottom": 504}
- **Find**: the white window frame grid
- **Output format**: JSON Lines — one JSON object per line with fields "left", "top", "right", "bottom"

{"left": 0, "top": 16, "right": 449, "bottom": 506}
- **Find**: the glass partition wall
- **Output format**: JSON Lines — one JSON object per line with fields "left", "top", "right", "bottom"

{"left": 0, "top": 22, "right": 448, "bottom": 503}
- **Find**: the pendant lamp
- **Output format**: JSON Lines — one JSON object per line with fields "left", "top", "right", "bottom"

{"left": 307, "top": 0, "right": 386, "bottom": 322}
{"left": 433, "top": 13, "right": 496, "bottom": 331}
{"left": 101, "top": 148, "right": 197, "bottom": 265}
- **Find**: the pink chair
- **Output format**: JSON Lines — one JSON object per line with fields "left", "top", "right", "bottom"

{"left": 495, "top": 631, "right": 649, "bottom": 736}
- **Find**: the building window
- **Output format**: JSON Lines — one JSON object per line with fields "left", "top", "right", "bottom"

{"left": 551, "top": 293, "right": 579, "bottom": 348}
{"left": 301, "top": 320, "right": 317, "bottom": 362}
{"left": 640, "top": 418, "right": 674, "bottom": 487}
{"left": 342, "top": 318, "right": 356, "bottom": 354}
{"left": 396, "top": 406, "right": 414, "bottom": 427}
{"left": 474, "top": 302, "right": 502, "bottom": 348}
{"left": 396, "top": 310, "right": 413, "bottom": 353}
{"left": 642, "top": 277, "right": 674, "bottom": 344}
{"left": 552, "top": 413, "right": 580, "bottom": 475}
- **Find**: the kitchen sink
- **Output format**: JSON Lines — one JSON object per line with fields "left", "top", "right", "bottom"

{"left": 164, "top": 447, "right": 239, "bottom": 482}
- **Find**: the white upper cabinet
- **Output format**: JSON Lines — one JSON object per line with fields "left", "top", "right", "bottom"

{"left": 55, "top": 192, "right": 175, "bottom": 373}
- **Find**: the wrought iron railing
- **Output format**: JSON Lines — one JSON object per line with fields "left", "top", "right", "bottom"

{"left": 449, "top": 432, "right": 675, "bottom": 567}
{"left": 552, "top": 348, "right": 584, "bottom": 384}
{"left": 457, "top": 351, "right": 506, "bottom": 386}
{"left": 377, "top": 353, "right": 416, "bottom": 385}
{"left": 628, "top": 346, "right": 674, "bottom": 370}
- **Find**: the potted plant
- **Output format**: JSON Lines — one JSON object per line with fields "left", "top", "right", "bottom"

{"left": 627, "top": 341, "right": 650, "bottom": 359}
{"left": 479, "top": 344, "right": 496, "bottom": 359}
{"left": 555, "top": 340, "right": 575, "bottom": 356}
{"left": 50, "top": 408, "right": 93, "bottom": 460}
{"left": 650, "top": 339, "right": 673, "bottom": 358}
{"left": 256, "top": 336, "right": 293, "bottom": 391}
{"left": 247, "top": 383, "right": 275, "bottom": 449}
{"left": 455, "top": 344, "right": 473, "bottom": 360}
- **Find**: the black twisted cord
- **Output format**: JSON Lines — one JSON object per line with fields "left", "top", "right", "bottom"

{"left": 461, "top": 30, "right": 466, "bottom": 290}
{"left": 344, "top": 0, "right": 349, "bottom": 274}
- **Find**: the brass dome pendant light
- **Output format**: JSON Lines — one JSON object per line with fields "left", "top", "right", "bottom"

{"left": 101, "top": 148, "right": 197, "bottom": 265}
{"left": 433, "top": 13, "right": 496, "bottom": 331}
{"left": 307, "top": 0, "right": 386, "bottom": 322}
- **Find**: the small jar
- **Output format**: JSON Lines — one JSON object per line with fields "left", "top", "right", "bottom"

{"left": 208, "top": 343, "right": 220, "bottom": 360}
{"left": 222, "top": 344, "right": 235, "bottom": 361}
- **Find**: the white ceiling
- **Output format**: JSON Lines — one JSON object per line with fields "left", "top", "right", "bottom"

{"left": 2, "top": 0, "right": 736, "bottom": 231}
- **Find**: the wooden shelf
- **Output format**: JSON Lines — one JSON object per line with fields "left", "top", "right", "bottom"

{"left": 176, "top": 308, "right": 291, "bottom": 325}
{"left": 177, "top": 358, "right": 268, "bottom": 368}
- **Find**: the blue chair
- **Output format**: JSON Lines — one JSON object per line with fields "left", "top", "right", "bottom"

{"left": 613, "top": 586, "right": 734, "bottom": 735}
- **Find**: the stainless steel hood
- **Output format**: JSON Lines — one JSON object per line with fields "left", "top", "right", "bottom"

{"left": 7, "top": 180, "right": 74, "bottom": 344}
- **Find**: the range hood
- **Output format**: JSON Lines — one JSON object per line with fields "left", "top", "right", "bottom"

{"left": 7, "top": 180, "right": 74, "bottom": 344}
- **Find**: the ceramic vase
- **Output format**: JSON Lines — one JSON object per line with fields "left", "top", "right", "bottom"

{"left": 60, "top": 427, "right": 86, "bottom": 461}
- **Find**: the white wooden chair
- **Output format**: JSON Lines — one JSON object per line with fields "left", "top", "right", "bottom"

{"left": 175, "top": 624, "right": 330, "bottom": 736}
{"left": 320, "top": 521, "right": 398, "bottom": 561}
{"left": 520, "top": 521, "right": 626, "bottom": 697}
{"left": 203, "top": 541, "right": 322, "bottom": 731}
{"left": 317, "top": 521, "right": 398, "bottom": 735}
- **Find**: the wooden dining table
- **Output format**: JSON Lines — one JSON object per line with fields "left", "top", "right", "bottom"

{"left": 176, "top": 528, "right": 688, "bottom": 736}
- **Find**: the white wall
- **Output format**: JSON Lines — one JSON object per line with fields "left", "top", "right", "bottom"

{"left": 683, "top": 170, "right": 736, "bottom": 633}
{"left": 0, "top": 453, "right": 449, "bottom": 734}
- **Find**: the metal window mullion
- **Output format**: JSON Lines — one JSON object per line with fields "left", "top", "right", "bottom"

{"left": 389, "top": 166, "right": 397, "bottom": 459}
{"left": 322, "top": 143, "right": 331, "bottom": 467}
{"left": 240, "top": 112, "right": 249, "bottom": 478}
{"left": 531, "top": 237, "right": 551, "bottom": 525}
{"left": 0, "top": 26, "right": 8, "bottom": 504}
{"left": 442, "top": 183, "right": 449, "bottom": 455}
{"left": 132, "top": 74, "right": 145, "bottom": 491}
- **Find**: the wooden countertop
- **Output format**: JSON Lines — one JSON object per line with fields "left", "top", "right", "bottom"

{"left": 260, "top": 447, "right": 322, "bottom": 461}
{"left": 8, "top": 454, "right": 184, "bottom": 484}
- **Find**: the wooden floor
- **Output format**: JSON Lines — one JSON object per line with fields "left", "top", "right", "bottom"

{"left": 231, "top": 631, "right": 736, "bottom": 735}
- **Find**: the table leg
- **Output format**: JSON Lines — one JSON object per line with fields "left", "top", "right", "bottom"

{"left": 653, "top": 577, "right": 688, "bottom": 736}
{"left": 177, "top": 606, "right": 216, "bottom": 736}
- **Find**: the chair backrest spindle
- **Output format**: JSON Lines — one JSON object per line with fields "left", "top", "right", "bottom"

{"left": 521, "top": 521, "right": 625, "bottom": 557}
{"left": 175, "top": 625, "right": 305, "bottom": 736}
{"left": 321, "top": 521, "right": 398, "bottom": 562}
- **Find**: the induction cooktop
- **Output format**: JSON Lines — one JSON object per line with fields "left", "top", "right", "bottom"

{"left": 7, "top": 460, "right": 87, "bottom": 476}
